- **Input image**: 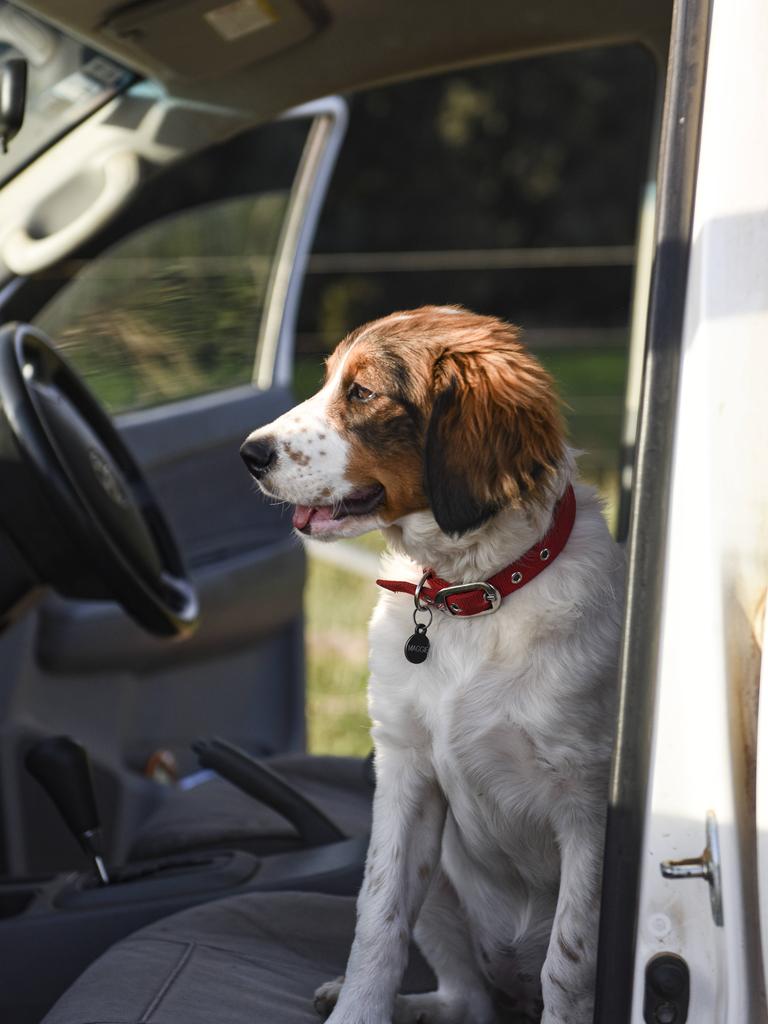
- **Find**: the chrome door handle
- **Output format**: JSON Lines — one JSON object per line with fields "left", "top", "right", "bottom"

{"left": 660, "top": 811, "right": 723, "bottom": 926}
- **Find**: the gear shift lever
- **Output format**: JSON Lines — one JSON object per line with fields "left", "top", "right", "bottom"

{"left": 26, "top": 735, "right": 110, "bottom": 884}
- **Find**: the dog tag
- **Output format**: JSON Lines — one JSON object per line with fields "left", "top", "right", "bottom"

{"left": 404, "top": 623, "right": 430, "bottom": 664}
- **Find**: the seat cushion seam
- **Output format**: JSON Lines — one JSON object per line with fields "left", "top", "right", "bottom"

{"left": 151, "top": 936, "right": 330, "bottom": 973}
{"left": 193, "top": 939, "right": 327, "bottom": 971}
{"left": 138, "top": 940, "right": 195, "bottom": 1022}
{"left": 125, "top": 933, "right": 342, "bottom": 973}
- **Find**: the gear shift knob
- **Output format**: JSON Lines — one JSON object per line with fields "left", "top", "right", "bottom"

{"left": 26, "top": 735, "right": 110, "bottom": 884}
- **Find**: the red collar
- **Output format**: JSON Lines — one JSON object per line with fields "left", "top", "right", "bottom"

{"left": 376, "top": 485, "right": 576, "bottom": 617}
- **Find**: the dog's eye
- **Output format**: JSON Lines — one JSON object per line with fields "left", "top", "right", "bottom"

{"left": 347, "top": 383, "right": 375, "bottom": 403}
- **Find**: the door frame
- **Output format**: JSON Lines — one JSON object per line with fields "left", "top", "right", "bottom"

{"left": 594, "top": 0, "right": 712, "bottom": 1018}
{"left": 253, "top": 96, "right": 348, "bottom": 390}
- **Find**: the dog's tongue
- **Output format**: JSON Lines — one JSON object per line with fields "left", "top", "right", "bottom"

{"left": 292, "top": 505, "right": 333, "bottom": 530}
{"left": 292, "top": 505, "right": 313, "bottom": 531}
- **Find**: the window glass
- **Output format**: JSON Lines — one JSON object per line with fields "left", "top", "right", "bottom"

{"left": 36, "top": 194, "right": 288, "bottom": 412}
{"left": 34, "top": 118, "right": 310, "bottom": 412}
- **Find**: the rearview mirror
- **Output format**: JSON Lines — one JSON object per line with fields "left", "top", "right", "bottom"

{"left": 0, "top": 58, "right": 27, "bottom": 154}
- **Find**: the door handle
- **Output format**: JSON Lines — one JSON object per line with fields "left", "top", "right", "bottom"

{"left": 3, "top": 148, "right": 140, "bottom": 274}
{"left": 660, "top": 810, "right": 724, "bottom": 926}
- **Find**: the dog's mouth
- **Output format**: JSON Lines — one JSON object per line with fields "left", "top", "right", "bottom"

{"left": 292, "top": 483, "right": 385, "bottom": 536}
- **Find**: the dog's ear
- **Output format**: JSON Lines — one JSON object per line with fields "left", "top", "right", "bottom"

{"left": 424, "top": 338, "right": 564, "bottom": 536}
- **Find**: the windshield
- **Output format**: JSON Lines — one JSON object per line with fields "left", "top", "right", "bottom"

{"left": 0, "top": 3, "right": 133, "bottom": 185}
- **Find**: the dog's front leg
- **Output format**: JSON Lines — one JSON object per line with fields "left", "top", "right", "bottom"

{"left": 540, "top": 817, "right": 604, "bottom": 1024}
{"left": 320, "top": 742, "right": 446, "bottom": 1024}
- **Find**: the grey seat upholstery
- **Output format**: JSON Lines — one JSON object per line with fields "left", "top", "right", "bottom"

{"left": 42, "top": 892, "right": 435, "bottom": 1024}
{"left": 130, "top": 754, "right": 374, "bottom": 860}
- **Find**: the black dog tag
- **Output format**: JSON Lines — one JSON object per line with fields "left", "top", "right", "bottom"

{"left": 404, "top": 623, "right": 430, "bottom": 664}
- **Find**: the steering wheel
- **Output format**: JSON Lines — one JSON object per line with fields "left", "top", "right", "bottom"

{"left": 0, "top": 323, "right": 199, "bottom": 637}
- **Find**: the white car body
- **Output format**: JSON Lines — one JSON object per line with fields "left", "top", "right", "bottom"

{"left": 629, "top": 0, "right": 768, "bottom": 1019}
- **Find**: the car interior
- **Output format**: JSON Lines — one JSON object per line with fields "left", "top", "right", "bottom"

{"left": 0, "top": 1, "right": 689, "bottom": 1022}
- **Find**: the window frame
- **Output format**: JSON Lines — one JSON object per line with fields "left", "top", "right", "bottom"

{"left": 253, "top": 95, "right": 348, "bottom": 391}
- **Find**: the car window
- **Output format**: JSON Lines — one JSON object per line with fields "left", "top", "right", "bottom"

{"left": 33, "top": 119, "right": 310, "bottom": 413}
{"left": 36, "top": 194, "right": 289, "bottom": 412}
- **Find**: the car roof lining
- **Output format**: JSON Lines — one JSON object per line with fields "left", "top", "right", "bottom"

{"left": 13, "top": 0, "right": 672, "bottom": 117}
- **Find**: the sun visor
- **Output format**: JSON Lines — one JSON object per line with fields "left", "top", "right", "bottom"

{"left": 103, "top": 0, "right": 327, "bottom": 81}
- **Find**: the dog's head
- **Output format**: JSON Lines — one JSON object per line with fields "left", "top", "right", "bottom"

{"left": 241, "top": 307, "right": 565, "bottom": 540}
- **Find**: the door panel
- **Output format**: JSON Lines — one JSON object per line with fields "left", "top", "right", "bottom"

{"left": 37, "top": 539, "right": 304, "bottom": 674}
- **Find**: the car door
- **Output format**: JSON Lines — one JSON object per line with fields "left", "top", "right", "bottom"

{"left": 0, "top": 82, "right": 347, "bottom": 875}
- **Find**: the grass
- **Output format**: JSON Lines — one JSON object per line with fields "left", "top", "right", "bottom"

{"left": 304, "top": 554, "right": 380, "bottom": 756}
{"left": 539, "top": 349, "right": 627, "bottom": 397}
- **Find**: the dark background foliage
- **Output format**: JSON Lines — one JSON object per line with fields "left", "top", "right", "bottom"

{"left": 298, "top": 45, "right": 656, "bottom": 345}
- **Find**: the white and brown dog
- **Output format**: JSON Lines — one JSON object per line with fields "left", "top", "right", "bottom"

{"left": 241, "top": 307, "right": 624, "bottom": 1024}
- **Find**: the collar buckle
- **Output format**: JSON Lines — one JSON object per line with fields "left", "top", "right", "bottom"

{"left": 433, "top": 581, "right": 501, "bottom": 616}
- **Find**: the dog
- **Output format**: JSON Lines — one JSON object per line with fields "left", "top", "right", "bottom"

{"left": 240, "top": 306, "right": 624, "bottom": 1024}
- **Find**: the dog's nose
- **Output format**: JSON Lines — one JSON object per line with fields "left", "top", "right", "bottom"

{"left": 240, "top": 436, "right": 277, "bottom": 479}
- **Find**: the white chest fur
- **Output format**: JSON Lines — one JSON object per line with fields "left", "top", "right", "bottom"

{"left": 367, "top": 485, "right": 624, "bottom": 886}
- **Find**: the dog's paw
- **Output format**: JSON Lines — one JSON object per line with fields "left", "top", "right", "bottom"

{"left": 313, "top": 976, "right": 344, "bottom": 1019}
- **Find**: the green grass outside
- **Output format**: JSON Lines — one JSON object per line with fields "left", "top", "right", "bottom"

{"left": 304, "top": 553, "right": 380, "bottom": 756}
